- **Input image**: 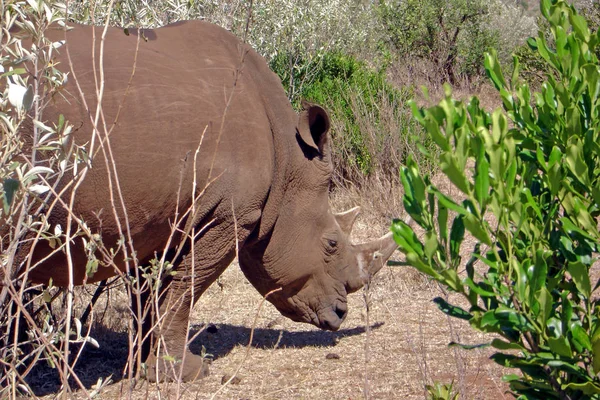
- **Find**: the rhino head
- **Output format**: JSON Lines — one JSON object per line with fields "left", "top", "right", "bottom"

{"left": 239, "top": 104, "right": 397, "bottom": 331}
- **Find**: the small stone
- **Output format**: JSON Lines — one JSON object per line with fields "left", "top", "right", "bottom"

{"left": 325, "top": 353, "right": 340, "bottom": 360}
{"left": 221, "top": 374, "right": 242, "bottom": 385}
{"left": 266, "top": 319, "right": 279, "bottom": 328}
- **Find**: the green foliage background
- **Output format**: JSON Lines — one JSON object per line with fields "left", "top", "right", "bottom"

{"left": 393, "top": 1, "right": 600, "bottom": 398}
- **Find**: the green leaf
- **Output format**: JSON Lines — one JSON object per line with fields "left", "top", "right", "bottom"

{"left": 440, "top": 269, "right": 463, "bottom": 293}
{"left": 440, "top": 152, "right": 470, "bottom": 195}
{"left": 491, "top": 339, "right": 526, "bottom": 351}
{"left": 433, "top": 297, "right": 472, "bottom": 321}
{"left": 438, "top": 203, "right": 448, "bottom": 244}
{"left": 511, "top": 55, "right": 520, "bottom": 90}
{"left": 423, "top": 113, "right": 451, "bottom": 152}
{"left": 406, "top": 252, "right": 442, "bottom": 280}
{"left": 561, "top": 217, "right": 596, "bottom": 241}
{"left": 449, "top": 216, "right": 465, "bottom": 262}
{"left": 449, "top": 341, "right": 489, "bottom": 350}
{"left": 484, "top": 50, "right": 507, "bottom": 90}
{"left": 530, "top": 249, "right": 548, "bottom": 294}
{"left": 391, "top": 219, "right": 424, "bottom": 258}
{"left": 536, "top": 287, "right": 553, "bottom": 327}
{"left": 464, "top": 278, "right": 496, "bottom": 297}
{"left": 568, "top": 261, "right": 592, "bottom": 299}
{"left": 481, "top": 307, "right": 531, "bottom": 332}
{"left": 566, "top": 141, "right": 590, "bottom": 186}
{"left": 3, "top": 178, "right": 20, "bottom": 213}
{"left": 593, "top": 331, "right": 600, "bottom": 374}
{"left": 474, "top": 144, "right": 490, "bottom": 209}
{"left": 548, "top": 336, "right": 572, "bottom": 358}
{"left": 548, "top": 317, "right": 564, "bottom": 338}
{"left": 430, "top": 187, "right": 468, "bottom": 215}
{"left": 569, "top": 13, "right": 590, "bottom": 43}
{"left": 571, "top": 324, "right": 592, "bottom": 351}
{"left": 562, "top": 382, "right": 600, "bottom": 395}
{"left": 561, "top": 291, "right": 573, "bottom": 335}
{"left": 0, "top": 67, "right": 26, "bottom": 77}
{"left": 424, "top": 231, "right": 438, "bottom": 260}
{"left": 463, "top": 213, "right": 492, "bottom": 246}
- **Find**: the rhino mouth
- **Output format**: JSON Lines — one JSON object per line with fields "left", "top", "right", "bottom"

{"left": 318, "top": 302, "right": 348, "bottom": 331}
{"left": 283, "top": 295, "right": 348, "bottom": 331}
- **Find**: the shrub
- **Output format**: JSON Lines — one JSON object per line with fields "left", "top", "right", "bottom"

{"left": 377, "top": 0, "right": 499, "bottom": 83}
{"left": 270, "top": 51, "right": 426, "bottom": 186}
{"left": 378, "top": 0, "right": 538, "bottom": 85}
{"left": 393, "top": 1, "right": 600, "bottom": 398}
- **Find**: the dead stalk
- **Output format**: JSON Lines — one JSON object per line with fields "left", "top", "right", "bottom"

{"left": 362, "top": 281, "right": 371, "bottom": 400}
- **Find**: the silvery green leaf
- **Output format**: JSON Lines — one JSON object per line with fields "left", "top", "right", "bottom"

{"left": 28, "top": 184, "right": 50, "bottom": 194}
{"left": 24, "top": 166, "right": 54, "bottom": 179}
{"left": 33, "top": 119, "right": 55, "bottom": 133}
{"left": 7, "top": 82, "right": 28, "bottom": 110}
{"left": 62, "top": 125, "right": 72, "bottom": 137}
{"left": 86, "top": 336, "right": 100, "bottom": 348}
{"left": 44, "top": 2, "right": 53, "bottom": 22}
{"left": 74, "top": 318, "right": 82, "bottom": 339}
{"left": 54, "top": 224, "right": 62, "bottom": 236}
{"left": 26, "top": 0, "right": 39, "bottom": 13}
{"left": 17, "top": 385, "right": 30, "bottom": 395}
{"left": 39, "top": 131, "right": 56, "bottom": 145}
{"left": 59, "top": 158, "right": 67, "bottom": 174}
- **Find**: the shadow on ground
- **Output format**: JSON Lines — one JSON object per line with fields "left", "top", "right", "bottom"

{"left": 24, "top": 322, "right": 383, "bottom": 396}
{"left": 189, "top": 322, "right": 384, "bottom": 359}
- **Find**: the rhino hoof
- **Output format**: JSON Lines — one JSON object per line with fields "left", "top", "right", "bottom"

{"left": 145, "top": 352, "right": 210, "bottom": 382}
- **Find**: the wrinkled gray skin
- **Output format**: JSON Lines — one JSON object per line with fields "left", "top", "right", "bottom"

{"left": 18, "top": 21, "right": 398, "bottom": 381}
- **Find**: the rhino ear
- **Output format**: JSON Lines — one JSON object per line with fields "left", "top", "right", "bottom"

{"left": 335, "top": 206, "right": 361, "bottom": 235}
{"left": 297, "top": 101, "right": 331, "bottom": 158}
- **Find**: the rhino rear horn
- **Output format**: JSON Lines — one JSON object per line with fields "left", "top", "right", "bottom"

{"left": 334, "top": 206, "right": 361, "bottom": 235}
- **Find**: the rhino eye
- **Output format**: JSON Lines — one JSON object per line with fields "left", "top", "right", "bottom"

{"left": 327, "top": 239, "right": 338, "bottom": 248}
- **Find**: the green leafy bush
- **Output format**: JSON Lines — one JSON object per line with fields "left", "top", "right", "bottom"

{"left": 378, "top": 0, "right": 499, "bottom": 83}
{"left": 270, "top": 51, "right": 423, "bottom": 183}
{"left": 392, "top": 1, "right": 600, "bottom": 398}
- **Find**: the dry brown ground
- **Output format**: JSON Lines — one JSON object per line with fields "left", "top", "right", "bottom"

{"left": 26, "top": 192, "right": 513, "bottom": 400}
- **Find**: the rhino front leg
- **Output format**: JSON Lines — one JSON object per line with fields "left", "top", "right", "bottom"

{"left": 143, "top": 277, "right": 211, "bottom": 382}
{"left": 143, "top": 228, "right": 237, "bottom": 382}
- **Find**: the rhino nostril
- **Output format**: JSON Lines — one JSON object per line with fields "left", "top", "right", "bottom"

{"left": 335, "top": 305, "right": 347, "bottom": 321}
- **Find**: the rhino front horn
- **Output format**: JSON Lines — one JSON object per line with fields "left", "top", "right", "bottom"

{"left": 362, "top": 232, "right": 398, "bottom": 278}
{"left": 346, "top": 232, "right": 398, "bottom": 293}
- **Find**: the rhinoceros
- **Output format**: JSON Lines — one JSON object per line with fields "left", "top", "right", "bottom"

{"left": 8, "top": 21, "right": 398, "bottom": 381}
